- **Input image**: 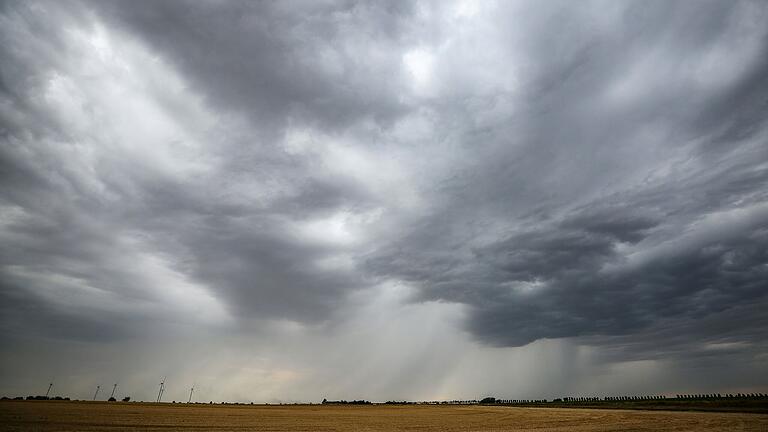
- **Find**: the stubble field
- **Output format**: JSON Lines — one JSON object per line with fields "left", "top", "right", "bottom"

{"left": 1, "top": 400, "right": 767, "bottom": 431}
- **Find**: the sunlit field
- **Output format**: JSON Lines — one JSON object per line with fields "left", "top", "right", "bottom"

{"left": 2, "top": 401, "right": 767, "bottom": 431}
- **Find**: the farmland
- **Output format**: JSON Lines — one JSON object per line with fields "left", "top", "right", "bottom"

{"left": 2, "top": 400, "right": 768, "bottom": 431}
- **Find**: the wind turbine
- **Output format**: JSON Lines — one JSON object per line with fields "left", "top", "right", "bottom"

{"left": 93, "top": 385, "right": 100, "bottom": 401}
{"left": 110, "top": 384, "right": 118, "bottom": 400}
{"left": 188, "top": 383, "right": 195, "bottom": 404}
{"left": 45, "top": 381, "right": 54, "bottom": 399}
{"left": 156, "top": 377, "right": 166, "bottom": 403}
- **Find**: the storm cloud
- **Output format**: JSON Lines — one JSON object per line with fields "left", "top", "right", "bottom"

{"left": 1, "top": 0, "right": 767, "bottom": 401}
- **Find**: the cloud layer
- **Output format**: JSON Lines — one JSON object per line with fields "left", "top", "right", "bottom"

{"left": 1, "top": 0, "right": 767, "bottom": 400}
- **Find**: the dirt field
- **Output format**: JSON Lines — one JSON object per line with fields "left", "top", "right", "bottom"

{"left": 2, "top": 401, "right": 768, "bottom": 431}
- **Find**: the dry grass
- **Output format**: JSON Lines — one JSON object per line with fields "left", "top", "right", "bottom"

{"left": 1, "top": 400, "right": 768, "bottom": 431}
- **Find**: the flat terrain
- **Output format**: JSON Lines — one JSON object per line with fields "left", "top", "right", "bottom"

{"left": 2, "top": 401, "right": 768, "bottom": 431}
{"left": 519, "top": 399, "right": 768, "bottom": 413}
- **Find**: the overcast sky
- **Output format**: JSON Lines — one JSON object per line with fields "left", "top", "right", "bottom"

{"left": 1, "top": 0, "right": 767, "bottom": 403}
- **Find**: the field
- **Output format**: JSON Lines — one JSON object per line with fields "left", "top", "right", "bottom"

{"left": 2, "top": 401, "right": 768, "bottom": 431}
{"left": 514, "top": 398, "right": 768, "bottom": 413}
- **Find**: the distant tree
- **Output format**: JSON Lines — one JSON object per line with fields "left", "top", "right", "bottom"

{"left": 122, "top": 397, "right": 131, "bottom": 402}
{"left": 108, "top": 397, "right": 117, "bottom": 402}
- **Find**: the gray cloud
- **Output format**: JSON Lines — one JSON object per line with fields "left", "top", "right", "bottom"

{"left": 362, "top": 0, "right": 768, "bottom": 351}
{"left": 92, "top": 0, "right": 416, "bottom": 134}
{"left": 1, "top": 0, "right": 767, "bottom": 400}
{"left": 0, "top": 0, "right": 393, "bottom": 341}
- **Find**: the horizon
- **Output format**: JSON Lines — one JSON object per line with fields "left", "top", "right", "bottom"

{"left": 1, "top": 0, "right": 767, "bottom": 404}
{"left": 8, "top": 388, "right": 766, "bottom": 405}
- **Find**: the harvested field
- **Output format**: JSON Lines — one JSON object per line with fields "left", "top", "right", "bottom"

{"left": 1, "top": 401, "right": 768, "bottom": 431}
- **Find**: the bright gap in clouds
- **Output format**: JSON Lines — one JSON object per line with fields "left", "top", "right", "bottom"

{"left": 403, "top": 48, "right": 435, "bottom": 92}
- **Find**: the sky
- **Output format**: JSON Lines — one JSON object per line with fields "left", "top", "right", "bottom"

{"left": 1, "top": 0, "right": 767, "bottom": 403}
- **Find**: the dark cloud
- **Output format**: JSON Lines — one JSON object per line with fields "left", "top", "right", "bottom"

{"left": 0, "top": 0, "right": 394, "bottom": 341}
{"left": 363, "top": 0, "right": 768, "bottom": 353}
{"left": 91, "top": 0, "right": 416, "bottom": 133}
{"left": 468, "top": 206, "right": 767, "bottom": 346}
{"left": 1, "top": 0, "right": 767, "bottom": 399}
